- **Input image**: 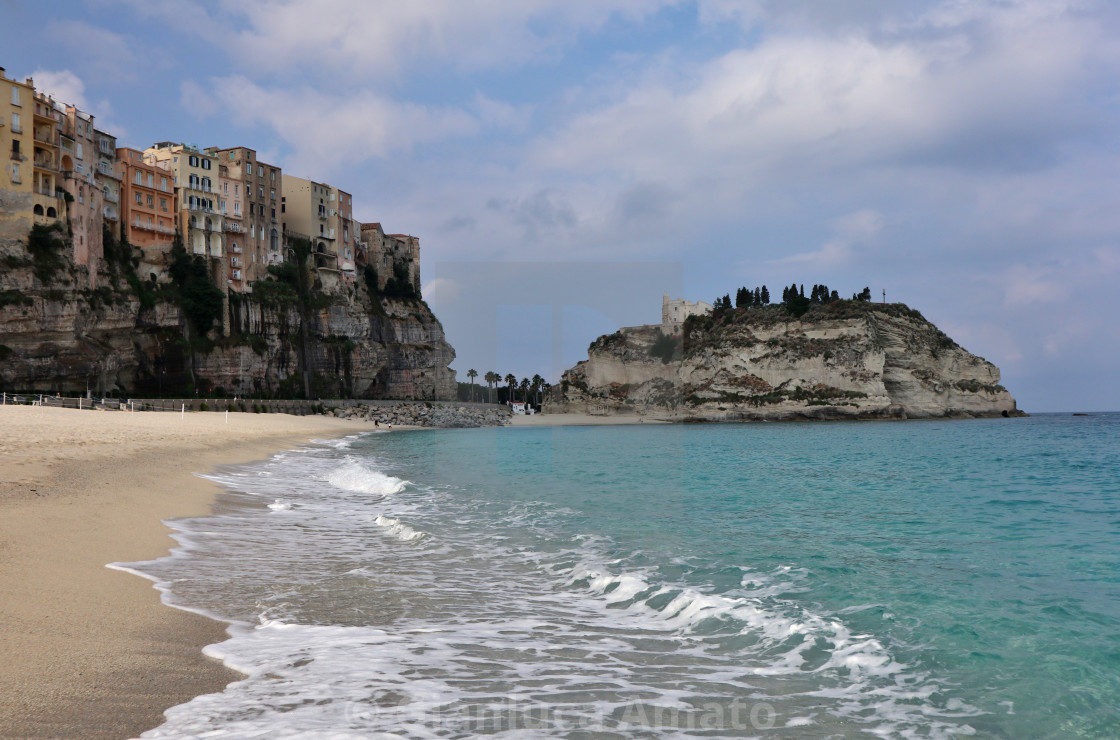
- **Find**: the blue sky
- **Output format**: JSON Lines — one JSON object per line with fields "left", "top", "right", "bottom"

{"left": 3, "top": 0, "right": 1119, "bottom": 411}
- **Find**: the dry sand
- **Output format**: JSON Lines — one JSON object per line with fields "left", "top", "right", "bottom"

{"left": 0, "top": 405, "right": 377, "bottom": 740}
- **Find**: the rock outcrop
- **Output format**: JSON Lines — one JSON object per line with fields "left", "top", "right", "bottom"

{"left": 332, "top": 402, "right": 511, "bottom": 428}
{"left": 0, "top": 235, "right": 457, "bottom": 399}
{"left": 558, "top": 301, "right": 1021, "bottom": 421}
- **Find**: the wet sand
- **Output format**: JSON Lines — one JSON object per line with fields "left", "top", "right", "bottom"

{"left": 0, "top": 405, "right": 376, "bottom": 739}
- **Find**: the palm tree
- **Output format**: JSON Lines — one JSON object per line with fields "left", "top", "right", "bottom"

{"left": 484, "top": 371, "right": 495, "bottom": 403}
{"left": 505, "top": 373, "right": 516, "bottom": 403}
{"left": 531, "top": 374, "right": 544, "bottom": 406}
{"left": 519, "top": 377, "right": 530, "bottom": 404}
{"left": 467, "top": 369, "right": 478, "bottom": 402}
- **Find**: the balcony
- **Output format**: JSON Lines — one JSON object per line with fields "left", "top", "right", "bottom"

{"left": 230, "top": 244, "right": 242, "bottom": 254}
{"left": 224, "top": 222, "right": 241, "bottom": 233}
{"left": 33, "top": 155, "right": 55, "bottom": 171}
{"left": 103, "top": 205, "right": 119, "bottom": 221}
{"left": 9, "top": 151, "right": 27, "bottom": 162}
{"left": 103, "top": 190, "right": 119, "bottom": 204}
{"left": 231, "top": 256, "right": 241, "bottom": 267}
{"left": 33, "top": 129, "right": 58, "bottom": 147}
{"left": 34, "top": 186, "right": 60, "bottom": 198}
{"left": 231, "top": 269, "right": 242, "bottom": 281}
{"left": 134, "top": 220, "right": 175, "bottom": 235}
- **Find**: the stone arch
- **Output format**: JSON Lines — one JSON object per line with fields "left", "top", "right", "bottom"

{"left": 46, "top": 206, "right": 57, "bottom": 218}
{"left": 33, "top": 204, "right": 44, "bottom": 215}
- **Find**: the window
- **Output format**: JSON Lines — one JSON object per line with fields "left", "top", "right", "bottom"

{"left": 135, "top": 192, "right": 142, "bottom": 204}
{"left": 281, "top": 203, "right": 285, "bottom": 214}
{"left": 270, "top": 170, "right": 275, "bottom": 181}
{"left": 270, "top": 189, "right": 275, "bottom": 201}
{"left": 271, "top": 207, "right": 276, "bottom": 218}
{"left": 160, "top": 197, "right": 167, "bottom": 211}
{"left": 223, "top": 182, "right": 228, "bottom": 194}
{"left": 76, "top": 142, "right": 82, "bottom": 159}
{"left": 258, "top": 186, "right": 263, "bottom": 198}
{"left": 258, "top": 165, "right": 263, "bottom": 176}
{"left": 147, "top": 173, "right": 153, "bottom": 187}
{"left": 160, "top": 176, "right": 167, "bottom": 191}
{"left": 147, "top": 194, "right": 154, "bottom": 207}
{"left": 234, "top": 202, "right": 240, "bottom": 215}
{"left": 250, "top": 224, "right": 255, "bottom": 237}
{"left": 248, "top": 203, "right": 254, "bottom": 215}
{"left": 10, "top": 112, "right": 20, "bottom": 133}
{"left": 11, "top": 140, "right": 19, "bottom": 156}
{"left": 234, "top": 184, "right": 239, "bottom": 196}
{"left": 202, "top": 159, "right": 211, "bottom": 170}
{"left": 9, "top": 164, "right": 19, "bottom": 183}
{"left": 11, "top": 86, "right": 20, "bottom": 105}
{"left": 189, "top": 155, "right": 199, "bottom": 167}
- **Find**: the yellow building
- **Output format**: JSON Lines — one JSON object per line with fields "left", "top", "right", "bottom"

{"left": 31, "top": 91, "right": 64, "bottom": 229}
{"left": 144, "top": 142, "right": 223, "bottom": 259}
{"left": 0, "top": 68, "right": 36, "bottom": 241}
{"left": 281, "top": 174, "right": 343, "bottom": 275}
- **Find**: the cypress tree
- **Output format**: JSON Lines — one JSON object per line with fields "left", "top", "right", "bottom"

{"left": 761, "top": 285, "right": 770, "bottom": 304}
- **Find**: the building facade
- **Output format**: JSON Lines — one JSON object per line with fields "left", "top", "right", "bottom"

{"left": 1, "top": 68, "right": 36, "bottom": 241}
{"left": 662, "top": 294, "right": 712, "bottom": 335}
{"left": 208, "top": 146, "right": 281, "bottom": 284}
{"left": 59, "top": 104, "right": 103, "bottom": 286}
{"left": 116, "top": 147, "right": 176, "bottom": 280}
{"left": 281, "top": 175, "right": 340, "bottom": 276}
{"left": 30, "top": 90, "right": 64, "bottom": 231}
{"left": 144, "top": 142, "right": 223, "bottom": 259}
{"left": 94, "top": 128, "right": 120, "bottom": 241}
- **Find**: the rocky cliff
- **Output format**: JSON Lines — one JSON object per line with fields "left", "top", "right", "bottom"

{"left": 559, "top": 301, "right": 1021, "bottom": 421}
{"left": 0, "top": 233, "right": 456, "bottom": 399}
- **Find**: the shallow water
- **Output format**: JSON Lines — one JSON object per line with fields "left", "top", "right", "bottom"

{"left": 122, "top": 414, "right": 1120, "bottom": 738}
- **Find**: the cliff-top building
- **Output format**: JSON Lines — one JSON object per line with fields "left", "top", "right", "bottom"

{"left": 144, "top": 142, "right": 223, "bottom": 259}
{"left": 207, "top": 146, "right": 281, "bottom": 286}
{"left": 1, "top": 68, "right": 37, "bottom": 241}
{"left": 116, "top": 147, "right": 176, "bottom": 280}
{"left": 59, "top": 103, "right": 103, "bottom": 287}
{"left": 281, "top": 174, "right": 344, "bottom": 278}
{"left": 662, "top": 294, "right": 712, "bottom": 335}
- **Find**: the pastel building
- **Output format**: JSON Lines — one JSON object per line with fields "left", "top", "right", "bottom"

{"left": 1, "top": 68, "right": 36, "bottom": 240}
{"left": 116, "top": 147, "right": 176, "bottom": 280}
{"left": 30, "top": 90, "right": 64, "bottom": 230}
{"left": 144, "top": 142, "right": 223, "bottom": 258}
{"left": 359, "top": 222, "right": 420, "bottom": 292}
{"left": 281, "top": 174, "right": 342, "bottom": 275}
{"left": 207, "top": 146, "right": 281, "bottom": 284}
{"left": 93, "top": 128, "right": 120, "bottom": 240}
{"left": 59, "top": 104, "right": 104, "bottom": 286}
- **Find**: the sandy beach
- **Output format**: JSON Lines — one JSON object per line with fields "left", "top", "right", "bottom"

{"left": 0, "top": 405, "right": 377, "bottom": 740}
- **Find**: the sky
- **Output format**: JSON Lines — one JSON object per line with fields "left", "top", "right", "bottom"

{"left": 2, "top": 0, "right": 1118, "bottom": 411}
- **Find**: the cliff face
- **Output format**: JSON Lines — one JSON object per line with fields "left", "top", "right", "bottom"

{"left": 0, "top": 236, "right": 456, "bottom": 399}
{"left": 559, "top": 302, "right": 1020, "bottom": 420}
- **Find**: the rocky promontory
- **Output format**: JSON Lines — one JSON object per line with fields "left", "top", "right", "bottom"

{"left": 558, "top": 300, "right": 1022, "bottom": 421}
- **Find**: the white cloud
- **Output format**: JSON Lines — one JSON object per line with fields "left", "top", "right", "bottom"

{"left": 31, "top": 68, "right": 89, "bottom": 109}
{"left": 214, "top": 0, "right": 679, "bottom": 80}
{"left": 195, "top": 76, "right": 479, "bottom": 176}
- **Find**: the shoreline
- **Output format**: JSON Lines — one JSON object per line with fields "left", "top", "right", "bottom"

{"left": 0, "top": 406, "right": 377, "bottom": 740}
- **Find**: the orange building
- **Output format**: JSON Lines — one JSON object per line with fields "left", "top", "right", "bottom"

{"left": 116, "top": 147, "right": 176, "bottom": 280}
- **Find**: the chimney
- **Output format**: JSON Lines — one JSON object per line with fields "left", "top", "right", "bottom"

{"left": 0, "top": 67, "right": 6, "bottom": 79}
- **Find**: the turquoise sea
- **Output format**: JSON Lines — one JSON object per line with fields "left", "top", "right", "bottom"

{"left": 123, "top": 413, "right": 1120, "bottom": 738}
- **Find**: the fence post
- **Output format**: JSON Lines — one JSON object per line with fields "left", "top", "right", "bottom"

{"left": 181, "top": 403, "right": 185, "bottom": 420}
{"left": 78, "top": 397, "right": 82, "bottom": 410}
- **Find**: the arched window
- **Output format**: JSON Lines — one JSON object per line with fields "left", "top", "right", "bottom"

{"left": 46, "top": 206, "right": 57, "bottom": 217}
{"left": 270, "top": 229, "right": 278, "bottom": 251}
{"left": 33, "top": 204, "right": 44, "bottom": 215}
